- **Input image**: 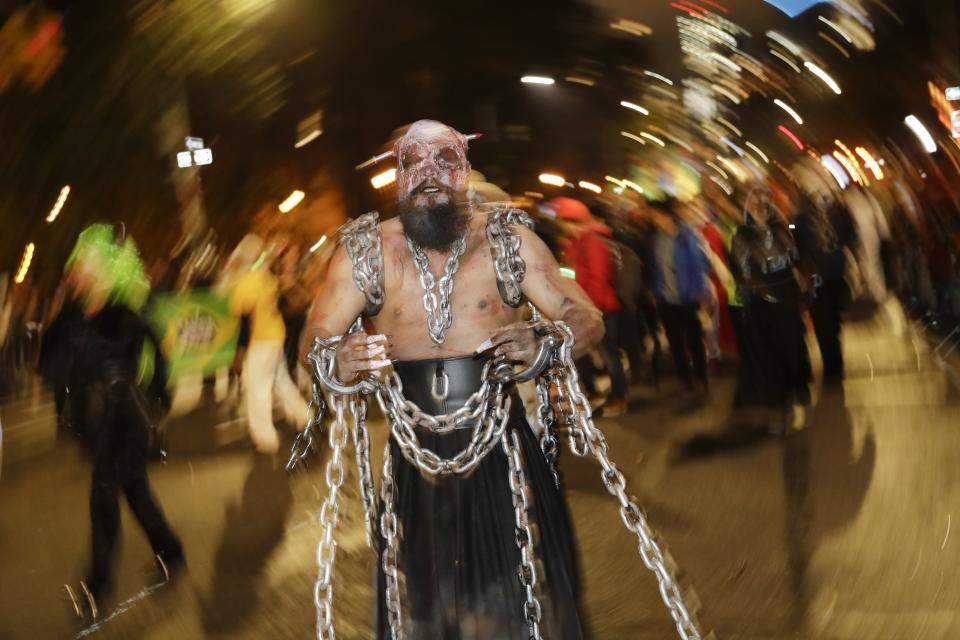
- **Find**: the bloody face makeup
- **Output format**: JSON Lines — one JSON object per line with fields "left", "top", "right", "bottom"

{"left": 395, "top": 120, "right": 470, "bottom": 208}
{"left": 394, "top": 120, "right": 472, "bottom": 250}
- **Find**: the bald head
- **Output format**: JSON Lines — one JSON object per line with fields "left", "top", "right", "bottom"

{"left": 394, "top": 120, "right": 471, "bottom": 204}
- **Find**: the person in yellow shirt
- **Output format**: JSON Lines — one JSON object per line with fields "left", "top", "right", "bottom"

{"left": 226, "top": 235, "right": 310, "bottom": 453}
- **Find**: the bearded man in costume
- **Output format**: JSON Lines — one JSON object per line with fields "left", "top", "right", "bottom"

{"left": 300, "top": 120, "right": 603, "bottom": 638}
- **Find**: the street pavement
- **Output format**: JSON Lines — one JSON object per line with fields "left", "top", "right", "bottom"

{"left": 1, "top": 299, "right": 959, "bottom": 639}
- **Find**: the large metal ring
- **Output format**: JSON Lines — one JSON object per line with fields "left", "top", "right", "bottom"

{"left": 308, "top": 336, "right": 378, "bottom": 396}
{"left": 490, "top": 320, "right": 563, "bottom": 383}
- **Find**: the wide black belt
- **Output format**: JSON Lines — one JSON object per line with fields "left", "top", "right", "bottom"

{"left": 393, "top": 355, "right": 495, "bottom": 415}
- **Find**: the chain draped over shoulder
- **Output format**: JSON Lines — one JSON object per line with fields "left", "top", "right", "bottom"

{"left": 338, "top": 211, "right": 386, "bottom": 318}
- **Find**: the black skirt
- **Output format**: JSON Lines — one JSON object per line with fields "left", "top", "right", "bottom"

{"left": 376, "top": 356, "right": 585, "bottom": 639}
{"left": 736, "top": 299, "right": 811, "bottom": 409}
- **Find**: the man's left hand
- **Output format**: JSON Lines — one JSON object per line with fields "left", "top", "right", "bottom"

{"left": 481, "top": 322, "right": 539, "bottom": 368}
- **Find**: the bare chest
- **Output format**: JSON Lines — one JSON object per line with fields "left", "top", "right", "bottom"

{"left": 371, "top": 243, "right": 522, "bottom": 359}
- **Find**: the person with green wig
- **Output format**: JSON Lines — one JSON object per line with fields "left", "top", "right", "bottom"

{"left": 39, "top": 223, "right": 184, "bottom": 621}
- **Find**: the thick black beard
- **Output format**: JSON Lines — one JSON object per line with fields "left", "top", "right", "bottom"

{"left": 397, "top": 196, "right": 469, "bottom": 251}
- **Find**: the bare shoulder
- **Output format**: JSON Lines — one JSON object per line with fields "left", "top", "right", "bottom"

{"left": 515, "top": 221, "right": 554, "bottom": 261}
{"left": 379, "top": 216, "right": 406, "bottom": 249}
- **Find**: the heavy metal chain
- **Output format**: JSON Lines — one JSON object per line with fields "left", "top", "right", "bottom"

{"left": 349, "top": 396, "right": 378, "bottom": 550}
{"left": 341, "top": 212, "right": 385, "bottom": 315}
{"left": 380, "top": 369, "right": 493, "bottom": 434}
{"left": 379, "top": 443, "right": 405, "bottom": 640}
{"left": 407, "top": 232, "right": 468, "bottom": 344}
{"left": 486, "top": 207, "right": 534, "bottom": 307}
{"left": 286, "top": 384, "right": 327, "bottom": 473}
{"left": 377, "top": 383, "right": 513, "bottom": 477}
{"left": 553, "top": 322, "right": 702, "bottom": 640}
{"left": 314, "top": 397, "right": 350, "bottom": 639}
{"left": 535, "top": 377, "right": 561, "bottom": 488}
{"left": 552, "top": 372, "right": 588, "bottom": 457}
{"left": 502, "top": 429, "right": 544, "bottom": 640}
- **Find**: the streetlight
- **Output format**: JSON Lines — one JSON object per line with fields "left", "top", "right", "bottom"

{"left": 14, "top": 243, "right": 35, "bottom": 284}
{"left": 370, "top": 168, "right": 397, "bottom": 189}
{"left": 803, "top": 61, "right": 842, "bottom": 95}
{"left": 904, "top": 115, "right": 937, "bottom": 154}
{"left": 45, "top": 185, "right": 70, "bottom": 223}
{"left": 278, "top": 190, "right": 305, "bottom": 213}
{"left": 538, "top": 173, "right": 565, "bottom": 187}
{"left": 309, "top": 235, "right": 328, "bottom": 253}
{"left": 578, "top": 181, "right": 601, "bottom": 194}
{"left": 620, "top": 100, "right": 649, "bottom": 115}
{"left": 521, "top": 76, "right": 555, "bottom": 85}
{"left": 773, "top": 98, "right": 803, "bottom": 125}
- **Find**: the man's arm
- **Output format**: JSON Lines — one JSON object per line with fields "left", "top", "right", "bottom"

{"left": 300, "top": 245, "right": 390, "bottom": 381}
{"left": 489, "top": 225, "right": 603, "bottom": 361}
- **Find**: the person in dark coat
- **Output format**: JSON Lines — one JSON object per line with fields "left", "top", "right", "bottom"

{"left": 730, "top": 188, "right": 811, "bottom": 434}
{"left": 793, "top": 191, "right": 856, "bottom": 381}
{"left": 41, "top": 224, "right": 183, "bottom": 620}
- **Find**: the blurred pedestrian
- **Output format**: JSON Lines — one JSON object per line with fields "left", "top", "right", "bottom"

{"left": 552, "top": 197, "right": 628, "bottom": 416}
{"left": 45, "top": 224, "right": 183, "bottom": 619}
{"left": 593, "top": 201, "right": 646, "bottom": 383}
{"left": 626, "top": 198, "right": 663, "bottom": 385}
{"left": 650, "top": 198, "right": 710, "bottom": 394}
{"left": 730, "top": 188, "right": 811, "bottom": 434}
{"left": 224, "top": 234, "right": 310, "bottom": 453}
{"left": 794, "top": 190, "right": 856, "bottom": 381}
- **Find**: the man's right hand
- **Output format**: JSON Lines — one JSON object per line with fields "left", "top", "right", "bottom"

{"left": 334, "top": 333, "right": 391, "bottom": 383}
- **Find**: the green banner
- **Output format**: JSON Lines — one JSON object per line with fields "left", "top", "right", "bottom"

{"left": 147, "top": 289, "right": 239, "bottom": 383}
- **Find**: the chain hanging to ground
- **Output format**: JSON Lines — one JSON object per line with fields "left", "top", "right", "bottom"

{"left": 286, "top": 385, "right": 327, "bottom": 473}
{"left": 349, "top": 396, "right": 378, "bottom": 550}
{"left": 379, "top": 443, "right": 405, "bottom": 640}
{"left": 313, "top": 397, "right": 350, "bottom": 639}
{"left": 535, "top": 376, "right": 561, "bottom": 488}
{"left": 502, "top": 429, "right": 544, "bottom": 640}
{"left": 553, "top": 322, "right": 703, "bottom": 640}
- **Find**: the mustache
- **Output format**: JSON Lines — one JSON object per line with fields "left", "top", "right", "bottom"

{"left": 411, "top": 181, "right": 453, "bottom": 195}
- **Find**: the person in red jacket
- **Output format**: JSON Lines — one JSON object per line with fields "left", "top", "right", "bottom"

{"left": 550, "top": 197, "right": 627, "bottom": 416}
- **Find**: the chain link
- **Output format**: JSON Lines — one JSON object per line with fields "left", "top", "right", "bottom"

{"left": 341, "top": 212, "right": 385, "bottom": 316}
{"left": 379, "top": 443, "right": 405, "bottom": 640}
{"left": 501, "top": 429, "right": 544, "bottom": 640}
{"left": 486, "top": 206, "right": 534, "bottom": 308}
{"left": 349, "top": 396, "right": 378, "bottom": 550}
{"left": 286, "top": 384, "right": 327, "bottom": 473}
{"left": 407, "top": 232, "right": 468, "bottom": 345}
{"left": 535, "top": 377, "right": 561, "bottom": 488}
{"left": 314, "top": 397, "right": 350, "bottom": 639}
{"left": 380, "top": 369, "right": 493, "bottom": 434}
{"left": 376, "top": 381, "right": 513, "bottom": 477}
{"left": 553, "top": 322, "right": 702, "bottom": 640}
